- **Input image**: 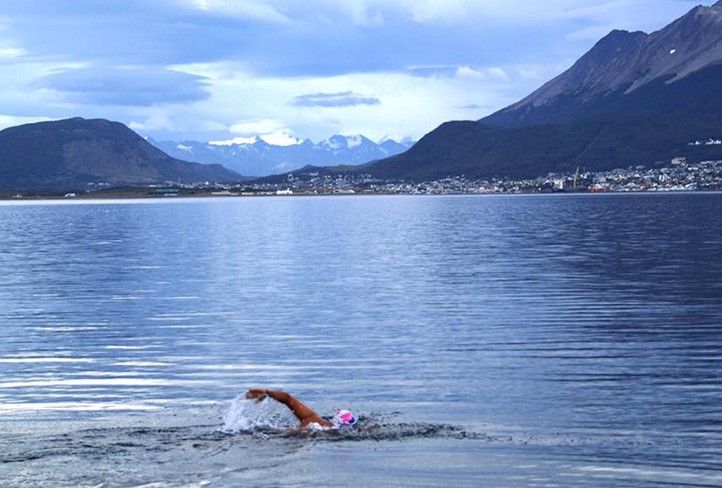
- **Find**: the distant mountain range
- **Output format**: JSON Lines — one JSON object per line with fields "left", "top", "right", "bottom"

{"left": 0, "top": 117, "right": 413, "bottom": 190}
{"left": 367, "top": 1, "right": 722, "bottom": 180}
{"left": 0, "top": 118, "right": 240, "bottom": 190}
{"left": 4, "top": 2, "right": 722, "bottom": 190}
{"left": 149, "top": 135, "right": 414, "bottom": 177}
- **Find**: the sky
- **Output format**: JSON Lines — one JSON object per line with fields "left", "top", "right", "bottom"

{"left": 0, "top": 0, "right": 708, "bottom": 144}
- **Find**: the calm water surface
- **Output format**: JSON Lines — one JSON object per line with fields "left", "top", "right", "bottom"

{"left": 0, "top": 194, "right": 720, "bottom": 487}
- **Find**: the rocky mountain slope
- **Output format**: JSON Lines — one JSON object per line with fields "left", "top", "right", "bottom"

{"left": 368, "top": 1, "right": 722, "bottom": 180}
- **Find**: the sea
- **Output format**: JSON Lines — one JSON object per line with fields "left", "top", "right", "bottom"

{"left": 0, "top": 193, "right": 720, "bottom": 487}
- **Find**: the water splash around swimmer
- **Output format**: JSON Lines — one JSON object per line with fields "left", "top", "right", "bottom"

{"left": 221, "top": 394, "right": 297, "bottom": 433}
{"left": 221, "top": 388, "right": 499, "bottom": 445}
{"left": 220, "top": 390, "right": 489, "bottom": 443}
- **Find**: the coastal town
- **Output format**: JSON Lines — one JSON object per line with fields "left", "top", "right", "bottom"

{"left": 5, "top": 157, "right": 721, "bottom": 200}
{"left": 215, "top": 157, "right": 722, "bottom": 196}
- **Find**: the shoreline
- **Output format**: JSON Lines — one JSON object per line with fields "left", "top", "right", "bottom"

{"left": 2, "top": 188, "right": 722, "bottom": 203}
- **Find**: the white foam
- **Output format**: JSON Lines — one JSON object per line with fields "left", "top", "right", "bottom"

{"left": 221, "top": 396, "right": 296, "bottom": 433}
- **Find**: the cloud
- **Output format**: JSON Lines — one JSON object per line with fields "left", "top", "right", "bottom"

{"left": 191, "top": 0, "right": 291, "bottom": 24}
{"left": 208, "top": 135, "right": 258, "bottom": 145}
{"left": 217, "top": 119, "right": 301, "bottom": 146}
{"left": 229, "top": 119, "right": 287, "bottom": 135}
{"left": 0, "top": 46, "right": 26, "bottom": 59}
{"left": 0, "top": 0, "right": 707, "bottom": 145}
{"left": 342, "top": 2, "right": 385, "bottom": 26}
{"left": 1, "top": 0, "right": 700, "bottom": 83}
{"left": 122, "top": 57, "right": 562, "bottom": 142}
{"left": 485, "top": 67, "right": 509, "bottom": 79}
{"left": 456, "top": 66, "right": 509, "bottom": 80}
{"left": 128, "top": 112, "right": 176, "bottom": 132}
{"left": 292, "top": 91, "right": 381, "bottom": 108}
{"left": 411, "top": 0, "right": 467, "bottom": 23}
{"left": 408, "top": 65, "right": 510, "bottom": 80}
{"left": 38, "top": 66, "right": 210, "bottom": 107}
{"left": 565, "top": 24, "right": 620, "bottom": 42}
{"left": 259, "top": 132, "right": 301, "bottom": 146}
{"left": 408, "top": 65, "right": 459, "bottom": 78}
{"left": 556, "top": 0, "right": 702, "bottom": 35}
{"left": 0, "top": 114, "right": 52, "bottom": 131}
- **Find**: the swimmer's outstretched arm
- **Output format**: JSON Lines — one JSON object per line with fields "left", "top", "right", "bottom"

{"left": 245, "top": 388, "right": 333, "bottom": 428}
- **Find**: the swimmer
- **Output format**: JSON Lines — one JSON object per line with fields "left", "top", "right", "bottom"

{"left": 245, "top": 388, "right": 356, "bottom": 429}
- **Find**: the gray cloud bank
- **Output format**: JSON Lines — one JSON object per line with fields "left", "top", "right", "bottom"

{"left": 38, "top": 67, "right": 210, "bottom": 106}
{"left": 292, "top": 91, "right": 382, "bottom": 108}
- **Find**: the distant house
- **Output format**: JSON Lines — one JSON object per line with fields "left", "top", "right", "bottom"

{"left": 671, "top": 157, "right": 687, "bottom": 166}
{"left": 154, "top": 188, "right": 181, "bottom": 197}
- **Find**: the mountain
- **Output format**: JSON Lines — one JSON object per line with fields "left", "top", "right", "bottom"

{"left": 0, "top": 118, "right": 241, "bottom": 190}
{"left": 149, "top": 135, "right": 414, "bottom": 177}
{"left": 368, "top": 1, "right": 722, "bottom": 180}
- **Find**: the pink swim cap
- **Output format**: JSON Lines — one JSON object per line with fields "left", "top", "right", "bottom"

{"left": 333, "top": 409, "right": 357, "bottom": 426}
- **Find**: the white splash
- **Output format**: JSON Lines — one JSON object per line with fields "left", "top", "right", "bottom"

{"left": 221, "top": 395, "right": 296, "bottom": 433}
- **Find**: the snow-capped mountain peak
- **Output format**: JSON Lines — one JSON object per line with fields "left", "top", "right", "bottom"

{"left": 318, "top": 135, "right": 374, "bottom": 151}
{"left": 149, "top": 134, "right": 414, "bottom": 177}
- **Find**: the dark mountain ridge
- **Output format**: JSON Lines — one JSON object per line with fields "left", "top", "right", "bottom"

{"left": 0, "top": 118, "right": 240, "bottom": 190}
{"left": 488, "top": 0, "right": 722, "bottom": 127}
{"left": 368, "top": 1, "right": 722, "bottom": 180}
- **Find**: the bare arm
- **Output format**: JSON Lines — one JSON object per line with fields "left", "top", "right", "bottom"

{"left": 245, "top": 388, "right": 333, "bottom": 427}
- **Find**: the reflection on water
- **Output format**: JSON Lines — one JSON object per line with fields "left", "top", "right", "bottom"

{"left": 1, "top": 194, "right": 721, "bottom": 487}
